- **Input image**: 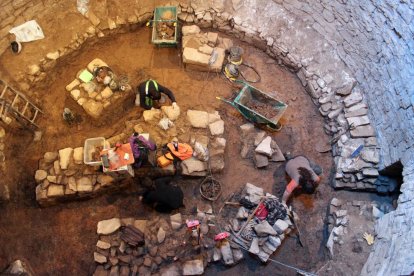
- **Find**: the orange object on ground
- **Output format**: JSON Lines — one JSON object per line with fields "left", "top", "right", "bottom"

{"left": 167, "top": 142, "right": 193, "bottom": 160}
{"left": 157, "top": 152, "right": 174, "bottom": 167}
{"left": 101, "top": 143, "right": 135, "bottom": 171}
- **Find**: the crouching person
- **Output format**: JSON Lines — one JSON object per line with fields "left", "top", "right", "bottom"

{"left": 129, "top": 132, "right": 156, "bottom": 168}
{"left": 281, "top": 155, "right": 322, "bottom": 204}
{"left": 141, "top": 177, "right": 184, "bottom": 213}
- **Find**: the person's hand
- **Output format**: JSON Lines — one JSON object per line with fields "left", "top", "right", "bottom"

{"left": 172, "top": 102, "right": 177, "bottom": 109}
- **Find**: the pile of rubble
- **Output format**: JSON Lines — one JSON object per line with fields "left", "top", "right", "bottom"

{"left": 0, "top": 126, "right": 9, "bottom": 202}
{"left": 65, "top": 58, "right": 129, "bottom": 119}
{"left": 224, "top": 183, "right": 294, "bottom": 263}
{"left": 181, "top": 25, "right": 229, "bottom": 72}
{"left": 181, "top": 109, "right": 226, "bottom": 176}
{"left": 239, "top": 123, "right": 285, "bottom": 168}
{"left": 325, "top": 197, "right": 393, "bottom": 257}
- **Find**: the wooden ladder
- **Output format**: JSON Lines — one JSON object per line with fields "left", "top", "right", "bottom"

{"left": 0, "top": 79, "right": 43, "bottom": 129}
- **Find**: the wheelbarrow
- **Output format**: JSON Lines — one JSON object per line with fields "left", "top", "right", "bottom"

{"left": 217, "top": 83, "right": 288, "bottom": 131}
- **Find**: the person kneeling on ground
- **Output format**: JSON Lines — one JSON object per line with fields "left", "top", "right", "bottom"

{"left": 141, "top": 177, "right": 184, "bottom": 213}
{"left": 281, "top": 155, "right": 322, "bottom": 204}
{"left": 135, "top": 79, "right": 177, "bottom": 110}
{"left": 129, "top": 132, "right": 156, "bottom": 168}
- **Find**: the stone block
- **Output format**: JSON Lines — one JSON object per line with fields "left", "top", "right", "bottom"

{"left": 209, "top": 120, "right": 224, "bottom": 135}
{"left": 66, "top": 79, "right": 80, "bottom": 92}
{"left": 97, "top": 175, "right": 114, "bottom": 186}
{"left": 97, "top": 218, "right": 121, "bottom": 235}
{"left": 59, "top": 147, "right": 73, "bottom": 170}
{"left": 181, "top": 157, "right": 206, "bottom": 174}
{"left": 87, "top": 58, "right": 108, "bottom": 72}
{"left": 83, "top": 100, "right": 104, "bottom": 118}
{"left": 73, "top": 147, "right": 83, "bottom": 164}
{"left": 344, "top": 92, "right": 363, "bottom": 108}
{"left": 35, "top": 170, "right": 47, "bottom": 183}
{"left": 207, "top": 32, "right": 218, "bottom": 46}
{"left": 182, "top": 25, "right": 201, "bottom": 36}
{"left": 101, "top": 87, "right": 113, "bottom": 99}
{"left": 346, "top": 116, "right": 370, "bottom": 127}
{"left": 363, "top": 168, "right": 379, "bottom": 177}
{"left": 198, "top": 44, "right": 214, "bottom": 55}
{"left": 273, "top": 219, "right": 289, "bottom": 234}
{"left": 350, "top": 125, "right": 375, "bottom": 138}
{"left": 47, "top": 185, "right": 64, "bottom": 197}
{"left": 254, "top": 220, "right": 277, "bottom": 236}
{"left": 187, "top": 110, "right": 209, "bottom": 128}
{"left": 183, "top": 47, "right": 210, "bottom": 66}
{"left": 255, "top": 136, "right": 273, "bottom": 157}
{"left": 183, "top": 259, "right": 204, "bottom": 275}
{"left": 254, "top": 153, "right": 268, "bottom": 168}
{"left": 161, "top": 105, "right": 180, "bottom": 121}
{"left": 76, "top": 177, "right": 93, "bottom": 192}
{"left": 143, "top": 108, "right": 162, "bottom": 122}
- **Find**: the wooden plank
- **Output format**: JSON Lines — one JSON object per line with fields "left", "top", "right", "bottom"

{"left": 10, "top": 94, "right": 19, "bottom": 108}
{"left": 0, "top": 85, "right": 8, "bottom": 98}
{"left": 31, "top": 109, "right": 39, "bottom": 122}
{"left": 21, "top": 102, "right": 29, "bottom": 115}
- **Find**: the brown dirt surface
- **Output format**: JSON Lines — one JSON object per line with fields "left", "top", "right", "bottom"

{"left": 0, "top": 27, "right": 375, "bottom": 275}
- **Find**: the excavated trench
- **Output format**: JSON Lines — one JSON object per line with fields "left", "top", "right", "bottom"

{"left": 0, "top": 25, "right": 395, "bottom": 276}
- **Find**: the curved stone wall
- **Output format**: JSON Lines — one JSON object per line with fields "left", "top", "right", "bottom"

{"left": 0, "top": 0, "right": 413, "bottom": 274}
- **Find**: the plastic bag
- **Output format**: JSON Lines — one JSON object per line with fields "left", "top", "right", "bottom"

{"left": 193, "top": 142, "right": 209, "bottom": 161}
{"left": 9, "top": 20, "right": 44, "bottom": 43}
{"left": 77, "top": 0, "right": 89, "bottom": 15}
{"left": 158, "top": 117, "right": 174, "bottom": 130}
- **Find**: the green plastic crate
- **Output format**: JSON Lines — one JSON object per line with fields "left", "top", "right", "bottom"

{"left": 151, "top": 6, "right": 178, "bottom": 47}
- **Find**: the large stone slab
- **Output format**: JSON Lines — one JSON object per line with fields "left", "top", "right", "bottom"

{"left": 73, "top": 147, "right": 84, "bottom": 165}
{"left": 87, "top": 58, "right": 108, "bottom": 72}
{"left": 143, "top": 109, "right": 162, "bottom": 122}
{"left": 47, "top": 185, "right": 64, "bottom": 197}
{"left": 344, "top": 92, "right": 363, "bottom": 108}
{"left": 350, "top": 125, "right": 375, "bottom": 138}
{"left": 255, "top": 136, "right": 273, "bottom": 157}
{"left": 97, "top": 218, "right": 121, "bottom": 234}
{"left": 161, "top": 105, "right": 180, "bottom": 121}
{"left": 209, "top": 120, "right": 224, "bottom": 135}
{"left": 83, "top": 100, "right": 104, "bottom": 119}
{"left": 346, "top": 116, "right": 370, "bottom": 127}
{"left": 182, "top": 25, "right": 201, "bottom": 36}
{"left": 59, "top": 148, "right": 73, "bottom": 170}
{"left": 183, "top": 259, "right": 204, "bottom": 275}
{"left": 183, "top": 47, "right": 210, "bottom": 66}
{"left": 187, "top": 110, "right": 209, "bottom": 128}
{"left": 77, "top": 177, "right": 93, "bottom": 192}
{"left": 181, "top": 157, "right": 206, "bottom": 174}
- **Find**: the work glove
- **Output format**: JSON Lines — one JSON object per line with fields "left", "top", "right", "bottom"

{"left": 172, "top": 102, "right": 177, "bottom": 109}
{"left": 363, "top": 232, "right": 374, "bottom": 245}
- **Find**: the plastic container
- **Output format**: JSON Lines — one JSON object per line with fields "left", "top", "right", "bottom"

{"left": 84, "top": 137, "right": 109, "bottom": 166}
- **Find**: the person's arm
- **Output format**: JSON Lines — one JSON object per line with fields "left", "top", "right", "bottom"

{"left": 138, "top": 136, "right": 156, "bottom": 151}
{"left": 158, "top": 84, "right": 176, "bottom": 103}
{"left": 138, "top": 83, "right": 152, "bottom": 110}
{"left": 282, "top": 179, "right": 298, "bottom": 204}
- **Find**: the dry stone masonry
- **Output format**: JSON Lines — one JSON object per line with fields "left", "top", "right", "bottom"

{"left": 0, "top": 126, "right": 9, "bottom": 202}
{"left": 1, "top": 0, "right": 412, "bottom": 274}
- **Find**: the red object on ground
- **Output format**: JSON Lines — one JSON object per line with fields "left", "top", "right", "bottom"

{"left": 214, "top": 232, "right": 230, "bottom": 241}
{"left": 255, "top": 203, "right": 268, "bottom": 220}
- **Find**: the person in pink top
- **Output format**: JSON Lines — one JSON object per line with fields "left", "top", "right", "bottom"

{"left": 281, "top": 155, "right": 322, "bottom": 204}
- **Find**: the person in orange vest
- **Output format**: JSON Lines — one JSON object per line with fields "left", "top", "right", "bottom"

{"left": 281, "top": 155, "right": 322, "bottom": 204}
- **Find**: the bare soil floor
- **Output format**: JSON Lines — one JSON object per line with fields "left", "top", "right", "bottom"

{"left": 0, "top": 28, "right": 376, "bottom": 275}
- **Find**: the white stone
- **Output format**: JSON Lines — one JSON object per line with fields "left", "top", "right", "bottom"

{"left": 181, "top": 157, "right": 206, "bottom": 174}
{"left": 87, "top": 58, "right": 108, "bottom": 72}
{"left": 350, "top": 125, "right": 375, "bottom": 138}
{"left": 47, "top": 175, "right": 57, "bottom": 183}
{"left": 273, "top": 219, "right": 289, "bottom": 234}
{"left": 96, "top": 240, "right": 111, "bottom": 249}
{"left": 76, "top": 177, "right": 93, "bottom": 192}
{"left": 35, "top": 170, "right": 47, "bottom": 183}
{"left": 161, "top": 105, "right": 180, "bottom": 121}
{"left": 73, "top": 147, "right": 83, "bottom": 164}
{"left": 363, "top": 168, "right": 379, "bottom": 177}
{"left": 249, "top": 237, "right": 260, "bottom": 254}
{"left": 220, "top": 241, "right": 234, "bottom": 265}
{"left": 170, "top": 213, "right": 182, "bottom": 230}
{"left": 47, "top": 185, "right": 64, "bottom": 197}
{"left": 46, "top": 51, "right": 60, "bottom": 60}
{"left": 183, "top": 259, "right": 204, "bottom": 275}
{"left": 70, "top": 89, "right": 81, "bottom": 100}
{"left": 268, "top": 236, "right": 281, "bottom": 248}
{"left": 182, "top": 25, "right": 201, "bottom": 36}
{"left": 240, "top": 123, "right": 254, "bottom": 135}
{"left": 94, "top": 252, "right": 107, "bottom": 264}
{"left": 97, "top": 218, "right": 121, "bottom": 234}
{"left": 255, "top": 136, "right": 273, "bottom": 157}
{"left": 66, "top": 79, "right": 80, "bottom": 92}
{"left": 213, "top": 247, "right": 222, "bottom": 262}
{"left": 143, "top": 109, "right": 162, "bottom": 122}
{"left": 101, "top": 87, "right": 113, "bottom": 99}
{"left": 28, "top": 64, "right": 40, "bottom": 75}
{"left": 209, "top": 120, "right": 224, "bottom": 135}
{"left": 254, "top": 131, "right": 266, "bottom": 146}
{"left": 83, "top": 100, "right": 104, "bottom": 118}
{"left": 254, "top": 220, "right": 277, "bottom": 236}
{"left": 157, "top": 227, "right": 166, "bottom": 243}
{"left": 245, "top": 183, "right": 264, "bottom": 196}
{"left": 59, "top": 147, "right": 73, "bottom": 170}
{"left": 372, "top": 206, "right": 384, "bottom": 219}
{"left": 77, "top": 98, "right": 87, "bottom": 106}
{"left": 346, "top": 116, "right": 370, "bottom": 127}
{"left": 187, "top": 110, "right": 209, "bottom": 128}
